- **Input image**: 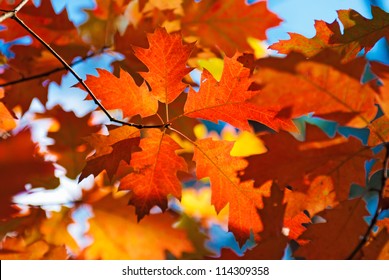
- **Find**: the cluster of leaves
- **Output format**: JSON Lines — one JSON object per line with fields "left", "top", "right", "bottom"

{"left": 1, "top": 0, "right": 389, "bottom": 260}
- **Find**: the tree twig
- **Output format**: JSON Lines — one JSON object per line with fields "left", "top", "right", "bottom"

{"left": 0, "top": 47, "right": 109, "bottom": 87}
{"left": 0, "top": 0, "right": 29, "bottom": 23}
{"left": 347, "top": 142, "right": 389, "bottom": 259}
{"left": 2, "top": 0, "right": 167, "bottom": 129}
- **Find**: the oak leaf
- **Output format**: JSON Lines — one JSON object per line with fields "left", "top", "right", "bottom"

{"left": 80, "top": 128, "right": 141, "bottom": 181}
{"left": 82, "top": 193, "right": 194, "bottom": 259}
{"left": 119, "top": 129, "right": 187, "bottom": 219}
{"left": 359, "top": 219, "right": 389, "bottom": 259}
{"left": 0, "top": 237, "right": 67, "bottom": 260}
{"left": 133, "top": 27, "right": 194, "bottom": 104}
{"left": 193, "top": 138, "right": 269, "bottom": 245}
{"left": 270, "top": 6, "right": 389, "bottom": 63}
{"left": 82, "top": 68, "right": 158, "bottom": 119}
{"left": 218, "top": 183, "right": 288, "bottom": 259}
{"left": 241, "top": 124, "right": 373, "bottom": 202}
{"left": 37, "top": 106, "right": 100, "bottom": 179}
{"left": 0, "top": 129, "right": 59, "bottom": 220}
{"left": 183, "top": 54, "right": 296, "bottom": 132}
{"left": 251, "top": 51, "right": 377, "bottom": 128}
{"left": 294, "top": 198, "right": 369, "bottom": 259}
{"left": 181, "top": 0, "right": 281, "bottom": 56}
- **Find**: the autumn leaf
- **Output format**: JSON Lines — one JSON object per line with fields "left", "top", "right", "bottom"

{"left": 81, "top": 193, "right": 194, "bottom": 259}
{"left": 0, "top": 237, "right": 67, "bottom": 260}
{"left": 119, "top": 129, "right": 188, "bottom": 219}
{"left": 183, "top": 54, "right": 296, "bottom": 132}
{"left": 36, "top": 106, "right": 100, "bottom": 179}
{"left": 82, "top": 68, "right": 158, "bottom": 119}
{"left": 0, "top": 1, "right": 89, "bottom": 55}
{"left": 80, "top": 126, "right": 141, "bottom": 182}
{"left": 218, "top": 183, "right": 288, "bottom": 259}
{"left": 270, "top": 6, "right": 389, "bottom": 63}
{"left": 181, "top": 0, "right": 281, "bottom": 56}
{"left": 367, "top": 115, "right": 389, "bottom": 146}
{"left": 39, "top": 207, "right": 79, "bottom": 255}
{"left": 370, "top": 61, "right": 389, "bottom": 119}
{"left": 193, "top": 138, "right": 269, "bottom": 245}
{"left": 79, "top": 0, "right": 132, "bottom": 48}
{"left": 251, "top": 50, "right": 377, "bottom": 128}
{"left": 294, "top": 198, "right": 369, "bottom": 259}
{"left": 358, "top": 219, "right": 389, "bottom": 259}
{"left": 0, "top": 93, "right": 16, "bottom": 134}
{"left": 241, "top": 124, "right": 373, "bottom": 202}
{"left": 0, "top": 129, "right": 59, "bottom": 220}
{"left": 133, "top": 27, "right": 195, "bottom": 104}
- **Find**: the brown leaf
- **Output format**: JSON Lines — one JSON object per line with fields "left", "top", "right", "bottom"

{"left": 294, "top": 198, "right": 369, "bottom": 259}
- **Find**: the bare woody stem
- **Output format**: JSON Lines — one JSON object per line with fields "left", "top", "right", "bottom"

{"left": 0, "top": 0, "right": 28, "bottom": 22}
{"left": 347, "top": 142, "right": 389, "bottom": 259}
{"left": 0, "top": 47, "right": 109, "bottom": 87}
{"left": 2, "top": 0, "right": 167, "bottom": 129}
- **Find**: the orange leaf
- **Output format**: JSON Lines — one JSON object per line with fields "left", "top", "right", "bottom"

{"left": 0, "top": 237, "right": 67, "bottom": 260}
{"left": 251, "top": 51, "right": 377, "bottom": 128}
{"left": 241, "top": 124, "right": 372, "bottom": 202}
{"left": 133, "top": 27, "right": 195, "bottom": 104}
{"left": 83, "top": 68, "right": 158, "bottom": 118}
{"left": 0, "top": 129, "right": 59, "bottom": 220}
{"left": 82, "top": 194, "right": 194, "bottom": 259}
{"left": 80, "top": 126, "right": 141, "bottom": 181}
{"left": 193, "top": 138, "right": 268, "bottom": 245}
{"left": 270, "top": 7, "right": 389, "bottom": 63}
{"left": 370, "top": 61, "right": 389, "bottom": 120}
{"left": 0, "top": 101, "right": 16, "bottom": 134}
{"left": 294, "top": 198, "right": 369, "bottom": 259}
{"left": 184, "top": 55, "right": 296, "bottom": 132}
{"left": 241, "top": 183, "right": 288, "bottom": 259}
{"left": 119, "top": 129, "right": 187, "bottom": 219}
{"left": 181, "top": 0, "right": 281, "bottom": 56}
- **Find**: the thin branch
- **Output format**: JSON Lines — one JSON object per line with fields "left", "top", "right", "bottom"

{"left": 12, "top": 199, "right": 83, "bottom": 208}
{"left": 0, "top": 0, "right": 29, "bottom": 23}
{"left": 4, "top": 9, "right": 166, "bottom": 129}
{"left": 0, "top": 47, "right": 109, "bottom": 87}
{"left": 347, "top": 142, "right": 389, "bottom": 259}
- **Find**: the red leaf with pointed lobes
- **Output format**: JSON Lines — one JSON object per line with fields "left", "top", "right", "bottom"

{"left": 181, "top": 0, "right": 281, "bottom": 56}
{"left": 193, "top": 138, "right": 270, "bottom": 245}
{"left": 119, "top": 129, "right": 188, "bottom": 220}
{"left": 183, "top": 54, "right": 296, "bottom": 132}
{"left": 80, "top": 126, "right": 141, "bottom": 183}
{"left": 133, "top": 27, "right": 195, "bottom": 104}
{"left": 251, "top": 50, "right": 377, "bottom": 128}
{"left": 294, "top": 198, "right": 369, "bottom": 259}
{"left": 270, "top": 7, "right": 389, "bottom": 63}
{"left": 82, "top": 68, "right": 158, "bottom": 119}
{"left": 218, "top": 183, "right": 288, "bottom": 259}
{"left": 370, "top": 62, "right": 389, "bottom": 120}
{"left": 241, "top": 124, "right": 373, "bottom": 202}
